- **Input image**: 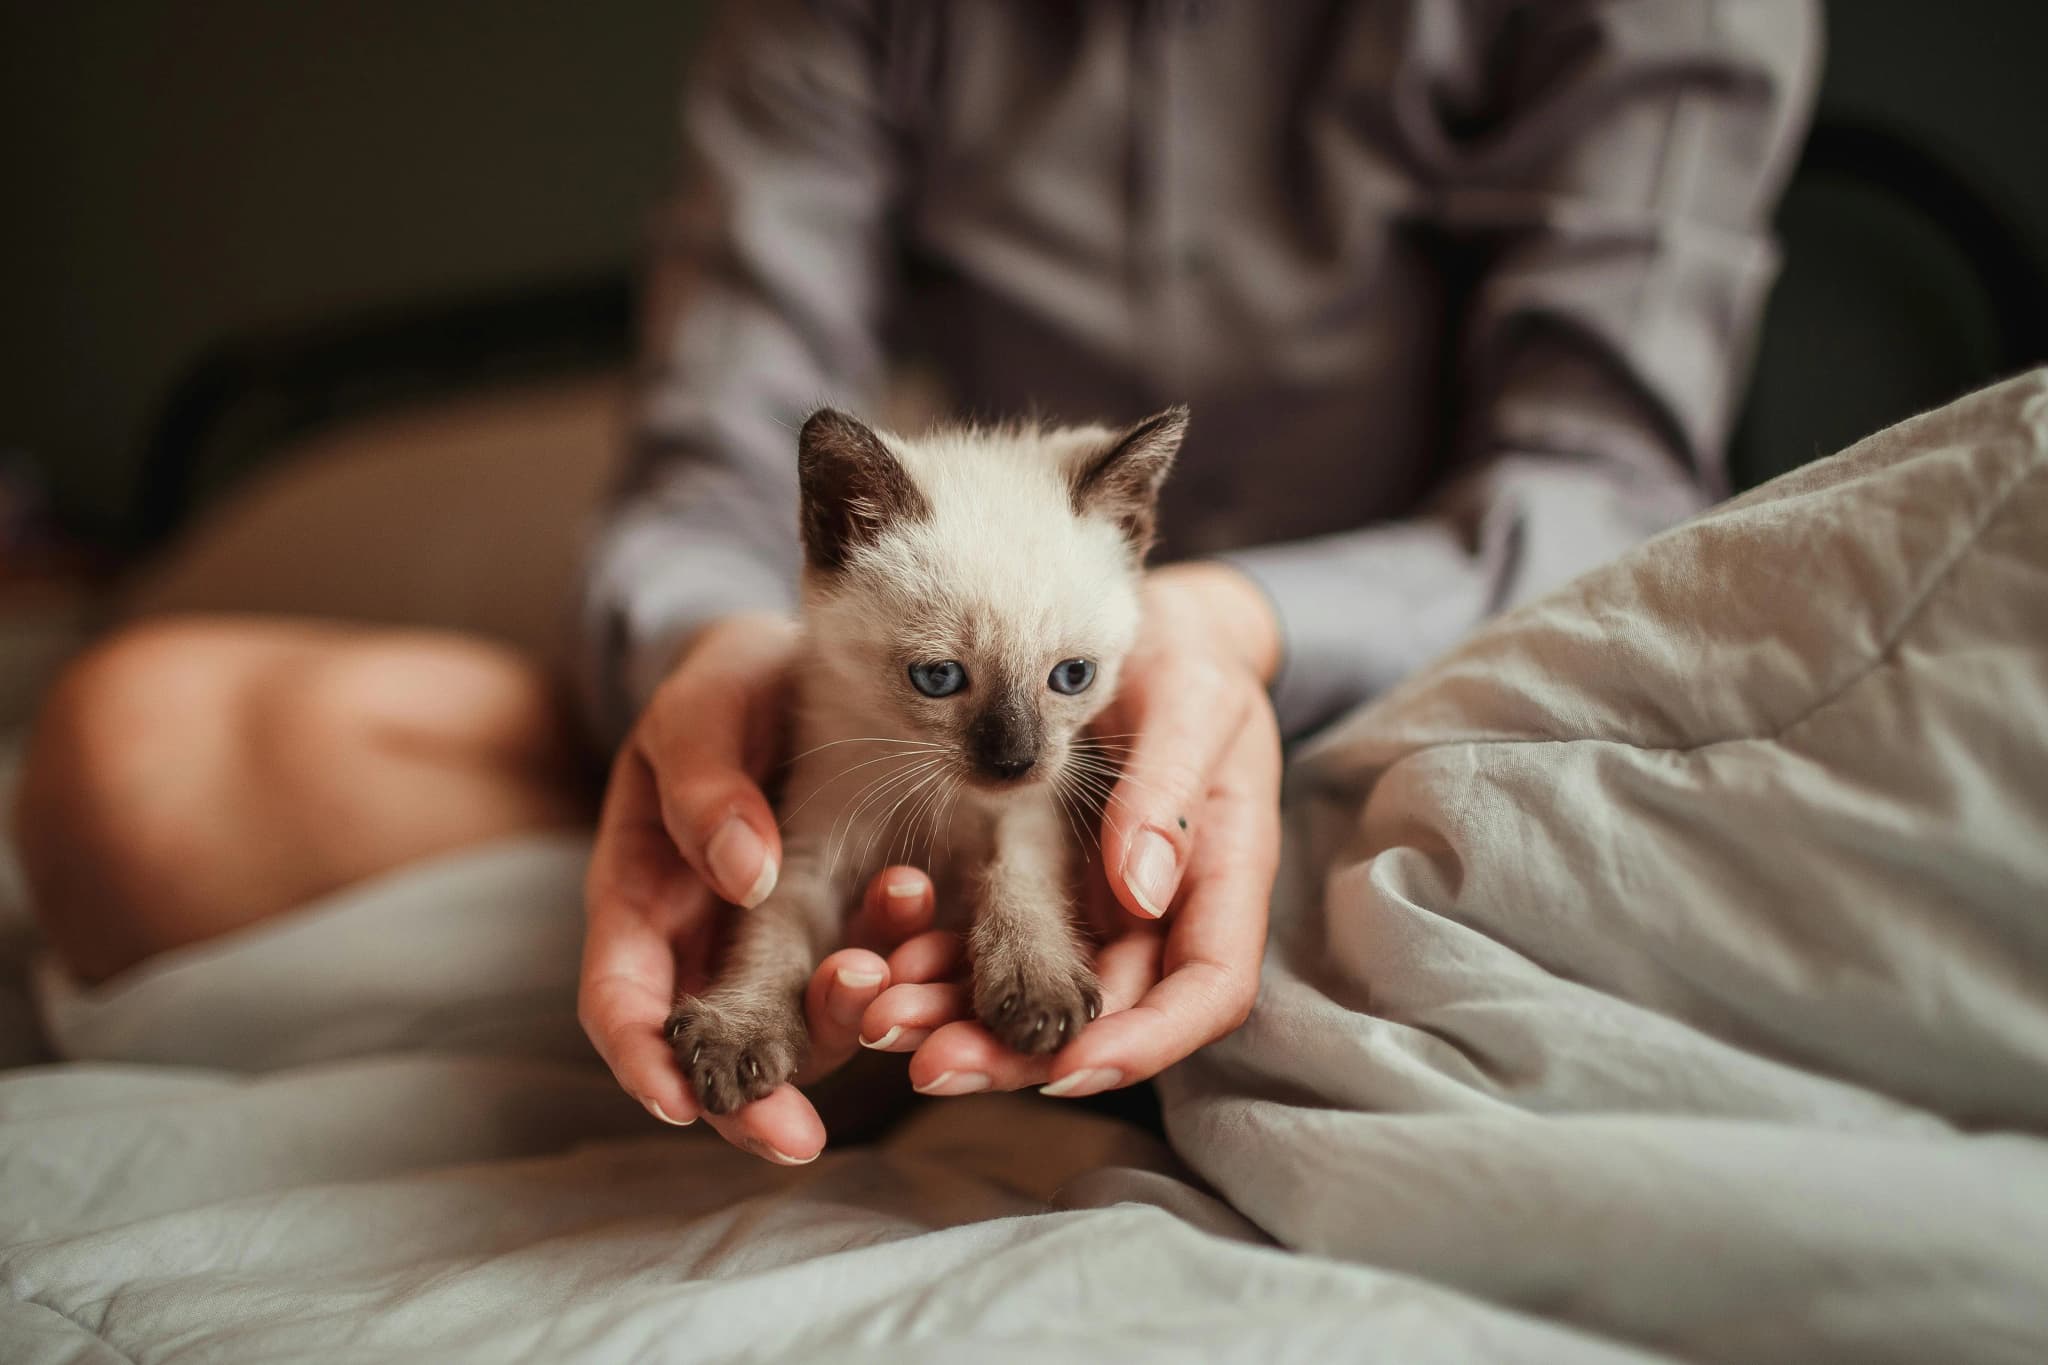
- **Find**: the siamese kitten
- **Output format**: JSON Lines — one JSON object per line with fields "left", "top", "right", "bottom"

{"left": 667, "top": 405, "right": 1187, "bottom": 1114}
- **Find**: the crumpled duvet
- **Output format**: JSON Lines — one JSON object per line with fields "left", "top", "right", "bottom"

{"left": 5, "top": 373, "right": 2047, "bottom": 1363}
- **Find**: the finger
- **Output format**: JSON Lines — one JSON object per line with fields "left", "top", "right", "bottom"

{"left": 702, "top": 1084, "right": 830, "bottom": 1166}
{"left": 904, "top": 1019, "right": 1043, "bottom": 1094}
{"left": 885, "top": 929, "right": 964, "bottom": 985}
{"left": 856, "top": 981, "right": 968, "bottom": 1051}
{"left": 1043, "top": 718, "right": 1279, "bottom": 1097}
{"left": 1089, "top": 663, "right": 1251, "bottom": 921}
{"left": 1094, "top": 923, "right": 1168, "bottom": 1012}
{"left": 636, "top": 640, "right": 792, "bottom": 909}
{"left": 903, "top": 931, "right": 1159, "bottom": 1094}
{"left": 581, "top": 752, "right": 713, "bottom": 1127}
{"left": 850, "top": 865, "right": 935, "bottom": 950}
{"left": 802, "top": 947, "right": 893, "bottom": 1078}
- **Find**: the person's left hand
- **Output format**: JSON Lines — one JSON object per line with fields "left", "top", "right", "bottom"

{"left": 852, "top": 561, "right": 1285, "bottom": 1097}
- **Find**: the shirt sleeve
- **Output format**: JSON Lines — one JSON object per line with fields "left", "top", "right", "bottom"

{"left": 1226, "top": 0, "right": 1822, "bottom": 740}
{"left": 575, "top": 0, "right": 901, "bottom": 748}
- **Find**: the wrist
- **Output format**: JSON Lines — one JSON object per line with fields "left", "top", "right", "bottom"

{"left": 1146, "top": 562, "right": 1282, "bottom": 687}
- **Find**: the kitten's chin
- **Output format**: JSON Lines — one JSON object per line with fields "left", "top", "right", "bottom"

{"left": 963, "top": 771, "right": 1045, "bottom": 797}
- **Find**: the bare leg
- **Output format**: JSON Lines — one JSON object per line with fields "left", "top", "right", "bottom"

{"left": 13, "top": 615, "right": 591, "bottom": 984}
{"left": 970, "top": 797, "right": 1100, "bottom": 1055}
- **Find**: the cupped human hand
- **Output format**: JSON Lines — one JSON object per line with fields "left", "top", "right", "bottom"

{"left": 578, "top": 612, "right": 940, "bottom": 1164}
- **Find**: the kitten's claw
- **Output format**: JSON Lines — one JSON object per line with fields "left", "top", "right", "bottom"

{"left": 974, "top": 962, "right": 1102, "bottom": 1057}
{"left": 665, "top": 995, "right": 807, "bottom": 1116}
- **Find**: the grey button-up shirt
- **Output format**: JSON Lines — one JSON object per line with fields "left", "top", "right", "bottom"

{"left": 582, "top": 0, "right": 1820, "bottom": 744}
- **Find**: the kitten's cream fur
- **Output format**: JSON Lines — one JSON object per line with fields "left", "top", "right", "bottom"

{"left": 667, "top": 406, "right": 1186, "bottom": 1113}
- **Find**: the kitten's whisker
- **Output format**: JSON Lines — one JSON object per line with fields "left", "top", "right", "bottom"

{"left": 1061, "top": 765, "right": 1141, "bottom": 824}
{"left": 1064, "top": 757, "right": 1168, "bottom": 803}
{"left": 886, "top": 764, "right": 948, "bottom": 869}
{"left": 812, "top": 752, "right": 929, "bottom": 846}
{"left": 913, "top": 768, "right": 957, "bottom": 867}
{"left": 782, "top": 735, "right": 950, "bottom": 768}
{"left": 828, "top": 757, "right": 941, "bottom": 878}
{"left": 779, "top": 747, "right": 940, "bottom": 826}
{"left": 1050, "top": 771, "right": 1097, "bottom": 857}
{"left": 888, "top": 762, "right": 956, "bottom": 873}
{"left": 857, "top": 759, "right": 949, "bottom": 878}
{"left": 940, "top": 774, "right": 964, "bottom": 865}
{"left": 877, "top": 763, "right": 945, "bottom": 872}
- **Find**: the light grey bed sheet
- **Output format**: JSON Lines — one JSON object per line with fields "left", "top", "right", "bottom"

{"left": 5, "top": 373, "right": 2048, "bottom": 1363}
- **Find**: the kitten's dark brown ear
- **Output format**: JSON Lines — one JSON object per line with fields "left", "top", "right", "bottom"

{"left": 1072, "top": 405, "right": 1188, "bottom": 557}
{"left": 797, "top": 408, "right": 929, "bottom": 572}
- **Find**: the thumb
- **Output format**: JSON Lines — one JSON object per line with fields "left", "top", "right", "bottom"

{"left": 635, "top": 619, "right": 795, "bottom": 907}
{"left": 1096, "top": 661, "right": 1243, "bottom": 920}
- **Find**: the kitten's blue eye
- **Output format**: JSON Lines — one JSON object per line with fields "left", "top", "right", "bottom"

{"left": 1048, "top": 658, "right": 1096, "bottom": 695}
{"left": 908, "top": 660, "right": 968, "bottom": 698}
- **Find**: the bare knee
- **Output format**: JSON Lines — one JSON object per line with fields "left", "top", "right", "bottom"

{"left": 13, "top": 617, "right": 262, "bottom": 979}
{"left": 257, "top": 631, "right": 579, "bottom": 776}
{"left": 13, "top": 616, "right": 589, "bottom": 982}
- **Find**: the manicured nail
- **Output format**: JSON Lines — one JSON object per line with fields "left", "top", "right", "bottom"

{"left": 1122, "top": 828, "right": 1179, "bottom": 918}
{"left": 765, "top": 1146, "right": 820, "bottom": 1167}
{"left": 708, "top": 816, "right": 776, "bottom": 907}
{"left": 647, "top": 1101, "right": 695, "bottom": 1127}
{"left": 858, "top": 1025, "right": 929, "bottom": 1051}
{"left": 884, "top": 877, "right": 924, "bottom": 902}
{"left": 914, "top": 1070, "right": 992, "bottom": 1096}
{"left": 827, "top": 966, "right": 883, "bottom": 1029}
{"left": 1040, "top": 1067, "right": 1121, "bottom": 1098}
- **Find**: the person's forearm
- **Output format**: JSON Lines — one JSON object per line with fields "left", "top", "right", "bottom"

{"left": 1224, "top": 449, "right": 1711, "bottom": 741}
{"left": 1220, "top": 0, "right": 1820, "bottom": 742}
{"left": 576, "top": 0, "right": 900, "bottom": 748}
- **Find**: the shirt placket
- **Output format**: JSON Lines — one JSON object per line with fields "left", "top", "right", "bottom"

{"left": 1140, "top": 0, "right": 1214, "bottom": 397}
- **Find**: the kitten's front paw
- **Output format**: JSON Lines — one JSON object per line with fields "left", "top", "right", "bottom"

{"left": 665, "top": 995, "right": 808, "bottom": 1116}
{"left": 974, "top": 958, "right": 1102, "bottom": 1057}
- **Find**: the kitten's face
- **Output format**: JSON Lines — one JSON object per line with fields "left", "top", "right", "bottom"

{"left": 798, "top": 407, "right": 1185, "bottom": 793}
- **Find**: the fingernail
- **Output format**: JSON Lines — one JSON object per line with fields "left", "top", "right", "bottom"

{"left": 914, "top": 1070, "right": 992, "bottom": 1096}
{"left": 1040, "top": 1067, "right": 1121, "bottom": 1099}
{"left": 765, "top": 1147, "right": 821, "bottom": 1167}
{"left": 828, "top": 967, "right": 883, "bottom": 1029}
{"left": 1123, "top": 829, "right": 1179, "bottom": 918}
{"left": 709, "top": 816, "right": 776, "bottom": 907}
{"left": 647, "top": 1101, "right": 695, "bottom": 1127}
{"left": 884, "top": 876, "right": 924, "bottom": 902}
{"left": 858, "top": 1025, "right": 929, "bottom": 1052}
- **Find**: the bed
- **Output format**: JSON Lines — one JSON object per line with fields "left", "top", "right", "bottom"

{"left": 3, "top": 371, "right": 2046, "bottom": 1363}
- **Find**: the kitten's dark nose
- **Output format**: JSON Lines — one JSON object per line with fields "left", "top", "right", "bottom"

{"left": 967, "top": 698, "right": 1042, "bottom": 785}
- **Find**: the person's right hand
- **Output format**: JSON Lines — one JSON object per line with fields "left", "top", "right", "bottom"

{"left": 578, "top": 611, "right": 933, "bottom": 1164}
